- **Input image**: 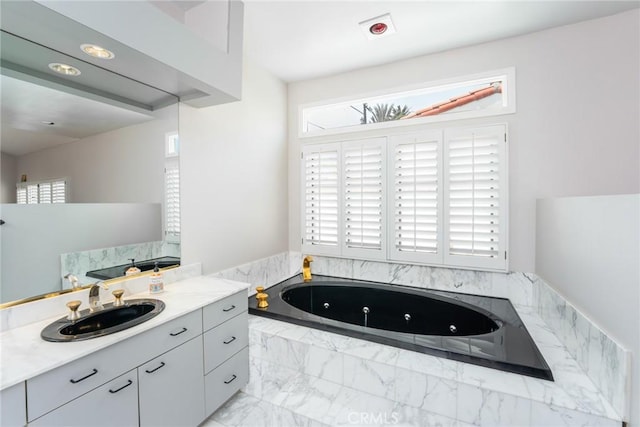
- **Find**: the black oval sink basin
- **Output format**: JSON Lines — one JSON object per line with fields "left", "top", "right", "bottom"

{"left": 41, "top": 299, "right": 165, "bottom": 342}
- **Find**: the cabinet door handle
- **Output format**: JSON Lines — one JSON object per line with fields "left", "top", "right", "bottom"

{"left": 109, "top": 379, "right": 133, "bottom": 394}
{"left": 223, "top": 336, "right": 236, "bottom": 345}
{"left": 169, "top": 327, "right": 188, "bottom": 336}
{"left": 69, "top": 368, "right": 98, "bottom": 384}
{"left": 223, "top": 374, "right": 237, "bottom": 384}
{"left": 222, "top": 305, "right": 236, "bottom": 312}
{"left": 145, "top": 362, "right": 166, "bottom": 374}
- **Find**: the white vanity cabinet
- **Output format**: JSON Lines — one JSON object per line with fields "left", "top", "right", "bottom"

{"left": 202, "top": 291, "right": 249, "bottom": 416}
{"left": 138, "top": 337, "right": 205, "bottom": 427}
{"left": 29, "top": 371, "right": 139, "bottom": 427}
{"left": 0, "top": 382, "right": 26, "bottom": 427}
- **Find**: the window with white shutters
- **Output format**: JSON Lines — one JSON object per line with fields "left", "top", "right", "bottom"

{"left": 16, "top": 179, "right": 66, "bottom": 204}
{"left": 300, "top": 123, "right": 507, "bottom": 272}
{"left": 301, "top": 144, "right": 340, "bottom": 255}
{"left": 389, "top": 131, "right": 442, "bottom": 264}
{"left": 165, "top": 157, "right": 180, "bottom": 242}
{"left": 342, "top": 138, "right": 386, "bottom": 259}
{"left": 444, "top": 125, "right": 507, "bottom": 270}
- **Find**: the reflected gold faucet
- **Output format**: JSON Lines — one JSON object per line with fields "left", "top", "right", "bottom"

{"left": 302, "top": 256, "right": 314, "bottom": 282}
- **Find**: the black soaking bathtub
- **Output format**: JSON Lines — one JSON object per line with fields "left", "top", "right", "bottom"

{"left": 248, "top": 275, "right": 553, "bottom": 381}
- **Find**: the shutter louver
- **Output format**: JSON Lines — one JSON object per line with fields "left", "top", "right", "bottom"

{"left": 304, "top": 150, "right": 339, "bottom": 247}
{"left": 51, "top": 181, "right": 66, "bottom": 203}
{"left": 344, "top": 145, "right": 383, "bottom": 250}
{"left": 165, "top": 163, "right": 180, "bottom": 237}
{"left": 27, "top": 184, "right": 38, "bottom": 204}
{"left": 394, "top": 141, "right": 439, "bottom": 254}
{"left": 16, "top": 186, "right": 27, "bottom": 204}
{"left": 447, "top": 131, "right": 501, "bottom": 259}
{"left": 38, "top": 183, "right": 52, "bottom": 204}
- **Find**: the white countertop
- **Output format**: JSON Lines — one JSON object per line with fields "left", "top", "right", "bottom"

{"left": 0, "top": 276, "right": 248, "bottom": 391}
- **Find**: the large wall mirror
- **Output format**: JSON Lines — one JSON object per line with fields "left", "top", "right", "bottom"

{"left": 0, "top": 30, "right": 180, "bottom": 305}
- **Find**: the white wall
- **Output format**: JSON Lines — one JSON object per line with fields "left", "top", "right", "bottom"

{"left": 14, "top": 105, "right": 177, "bottom": 204}
{"left": 287, "top": 9, "right": 640, "bottom": 273}
{"left": 536, "top": 194, "right": 640, "bottom": 424}
{"left": 180, "top": 59, "right": 288, "bottom": 275}
{"left": 1, "top": 152, "right": 17, "bottom": 203}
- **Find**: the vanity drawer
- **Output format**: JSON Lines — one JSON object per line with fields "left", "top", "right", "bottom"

{"left": 132, "top": 309, "right": 202, "bottom": 361}
{"left": 203, "top": 312, "right": 248, "bottom": 374}
{"left": 204, "top": 346, "right": 248, "bottom": 416}
{"left": 27, "top": 338, "right": 136, "bottom": 421}
{"left": 29, "top": 370, "right": 139, "bottom": 426}
{"left": 202, "top": 291, "right": 247, "bottom": 332}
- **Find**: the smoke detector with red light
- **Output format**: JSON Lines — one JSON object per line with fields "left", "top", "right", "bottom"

{"left": 359, "top": 13, "right": 396, "bottom": 40}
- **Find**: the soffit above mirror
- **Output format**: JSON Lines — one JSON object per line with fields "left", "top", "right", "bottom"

{"left": 0, "top": 0, "right": 243, "bottom": 108}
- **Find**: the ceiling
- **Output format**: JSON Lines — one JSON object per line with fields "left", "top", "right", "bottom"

{"left": 243, "top": 0, "right": 639, "bottom": 82}
{"left": 1, "top": 74, "right": 155, "bottom": 157}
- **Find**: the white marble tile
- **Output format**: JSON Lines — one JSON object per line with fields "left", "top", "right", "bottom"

{"left": 343, "top": 354, "right": 396, "bottom": 400}
{"left": 304, "top": 345, "right": 344, "bottom": 384}
{"left": 352, "top": 259, "right": 391, "bottom": 283}
{"left": 456, "top": 382, "right": 531, "bottom": 426}
{"left": 530, "top": 400, "right": 620, "bottom": 427}
{"left": 311, "top": 256, "right": 354, "bottom": 279}
{"left": 328, "top": 387, "right": 397, "bottom": 427}
{"left": 395, "top": 348, "right": 458, "bottom": 381}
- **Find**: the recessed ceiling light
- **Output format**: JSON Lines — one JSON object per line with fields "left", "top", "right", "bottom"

{"left": 48, "top": 63, "right": 81, "bottom": 76}
{"left": 359, "top": 13, "right": 396, "bottom": 40}
{"left": 80, "top": 44, "right": 115, "bottom": 60}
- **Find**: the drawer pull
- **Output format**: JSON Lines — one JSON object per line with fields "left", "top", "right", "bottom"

{"left": 223, "top": 374, "right": 237, "bottom": 384}
{"left": 169, "top": 327, "right": 188, "bottom": 337}
{"left": 109, "top": 379, "right": 133, "bottom": 394}
{"left": 69, "top": 368, "right": 98, "bottom": 384}
{"left": 223, "top": 336, "right": 236, "bottom": 345}
{"left": 145, "top": 362, "right": 166, "bottom": 374}
{"left": 222, "top": 305, "right": 236, "bottom": 312}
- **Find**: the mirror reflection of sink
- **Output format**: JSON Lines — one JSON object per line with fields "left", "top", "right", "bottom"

{"left": 41, "top": 299, "right": 165, "bottom": 342}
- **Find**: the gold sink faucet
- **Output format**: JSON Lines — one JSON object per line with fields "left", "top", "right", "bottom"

{"left": 302, "top": 255, "right": 313, "bottom": 282}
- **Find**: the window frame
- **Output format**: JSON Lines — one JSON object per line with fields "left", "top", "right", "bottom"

{"left": 299, "top": 67, "right": 515, "bottom": 139}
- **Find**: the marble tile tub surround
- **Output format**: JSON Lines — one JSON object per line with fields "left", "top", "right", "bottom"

{"left": 243, "top": 315, "right": 621, "bottom": 426}
{"left": 216, "top": 251, "right": 629, "bottom": 422}
{"left": 60, "top": 240, "right": 181, "bottom": 287}
{"left": 0, "top": 262, "right": 201, "bottom": 333}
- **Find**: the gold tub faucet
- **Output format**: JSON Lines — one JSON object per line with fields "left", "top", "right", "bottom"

{"left": 303, "top": 255, "right": 314, "bottom": 282}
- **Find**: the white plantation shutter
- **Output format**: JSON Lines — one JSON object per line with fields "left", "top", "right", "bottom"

{"left": 342, "top": 138, "right": 385, "bottom": 259}
{"left": 389, "top": 131, "right": 442, "bottom": 264}
{"left": 17, "top": 179, "right": 66, "bottom": 204}
{"left": 444, "top": 125, "right": 507, "bottom": 270}
{"left": 165, "top": 159, "right": 180, "bottom": 240}
{"left": 51, "top": 180, "right": 66, "bottom": 203}
{"left": 302, "top": 144, "right": 340, "bottom": 255}
{"left": 16, "top": 187, "right": 27, "bottom": 204}
{"left": 38, "top": 183, "right": 52, "bottom": 203}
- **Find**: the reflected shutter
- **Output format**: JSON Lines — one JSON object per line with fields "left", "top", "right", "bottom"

{"left": 302, "top": 145, "right": 340, "bottom": 252}
{"left": 343, "top": 138, "right": 385, "bottom": 257}
{"left": 445, "top": 125, "right": 507, "bottom": 269}
{"left": 51, "top": 180, "right": 66, "bottom": 203}
{"left": 165, "top": 160, "right": 180, "bottom": 238}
